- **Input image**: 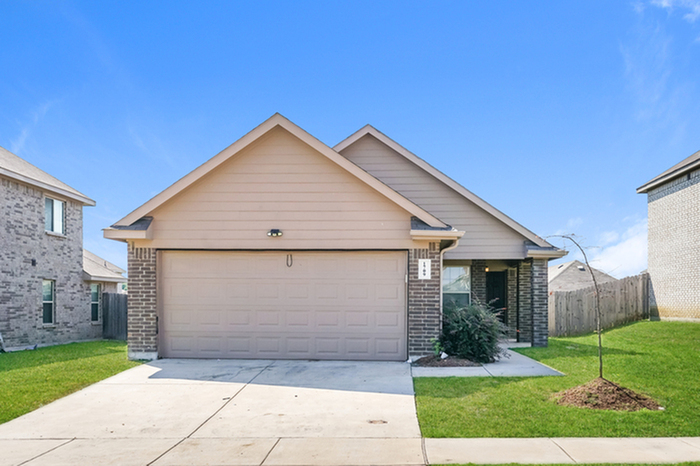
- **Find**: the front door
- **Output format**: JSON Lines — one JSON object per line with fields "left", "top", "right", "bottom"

{"left": 486, "top": 271, "right": 507, "bottom": 324}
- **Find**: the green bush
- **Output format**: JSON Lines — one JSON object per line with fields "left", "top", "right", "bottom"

{"left": 439, "top": 300, "right": 508, "bottom": 363}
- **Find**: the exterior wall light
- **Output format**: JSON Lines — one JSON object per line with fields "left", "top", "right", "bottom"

{"left": 267, "top": 229, "right": 283, "bottom": 237}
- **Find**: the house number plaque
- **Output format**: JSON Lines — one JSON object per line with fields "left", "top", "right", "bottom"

{"left": 418, "top": 259, "right": 431, "bottom": 280}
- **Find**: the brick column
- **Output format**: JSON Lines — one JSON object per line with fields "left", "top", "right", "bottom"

{"left": 471, "top": 260, "right": 487, "bottom": 303}
{"left": 408, "top": 243, "right": 441, "bottom": 358}
{"left": 127, "top": 244, "right": 158, "bottom": 360}
{"left": 506, "top": 267, "right": 518, "bottom": 339}
{"left": 517, "top": 260, "right": 532, "bottom": 343}
{"left": 531, "top": 258, "right": 548, "bottom": 347}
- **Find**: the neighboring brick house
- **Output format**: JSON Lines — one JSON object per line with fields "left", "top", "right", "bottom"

{"left": 104, "top": 114, "right": 565, "bottom": 360}
{"left": 637, "top": 151, "right": 700, "bottom": 320}
{"left": 0, "top": 146, "right": 126, "bottom": 348}
{"left": 548, "top": 260, "right": 617, "bottom": 293}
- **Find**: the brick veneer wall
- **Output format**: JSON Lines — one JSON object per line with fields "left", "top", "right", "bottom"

{"left": 408, "top": 243, "right": 441, "bottom": 357}
{"left": 471, "top": 260, "right": 487, "bottom": 303}
{"left": 517, "top": 260, "right": 532, "bottom": 343}
{"left": 531, "top": 258, "right": 548, "bottom": 347}
{"left": 0, "top": 177, "right": 99, "bottom": 347}
{"left": 127, "top": 245, "right": 158, "bottom": 359}
{"left": 506, "top": 267, "right": 518, "bottom": 339}
{"left": 646, "top": 167, "right": 700, "bottom": 320}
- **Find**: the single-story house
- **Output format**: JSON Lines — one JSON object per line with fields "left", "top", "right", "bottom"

{"left": 0, "top": 145, "right": 126, "bottom": 348}
{"left": 637, "top": 150, "right": 700, "bottom": 320}
{"left": 83, "top": 249, "right": 127, "bottom": 294}
{"left": 548, "top": 260, "right": 617, "bottom": 293}
{"left": 104, "top": 114, "right": 565, "bottom": 361}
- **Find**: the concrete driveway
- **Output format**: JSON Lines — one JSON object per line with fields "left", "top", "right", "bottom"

{"left": 0, "top": 359, "right": 423, "bottom": 466}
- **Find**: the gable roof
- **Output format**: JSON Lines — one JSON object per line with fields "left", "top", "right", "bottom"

{"left": 334, "top": 125, "right": 555, "bottom": 250}
{"left": 548, "top": 260, "right": 617, "bottom": 292}
{"left": 112, "top": 114, "right": 447, "bottom": 229}
{"left": 83, "top": 249, "right": 126, "bottom": 283}
{"left": 0, "top": 146, "right": 95, "bottom": 205}
{"left": 637, "top": 149, "right": 700, "bottom": 193}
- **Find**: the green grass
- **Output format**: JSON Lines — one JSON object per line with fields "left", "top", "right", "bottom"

{"left": 415, "top": 321, "right": 700, "bottom": 437}
{"left": 0, "top": 340, "right": 141, "bottom": 424}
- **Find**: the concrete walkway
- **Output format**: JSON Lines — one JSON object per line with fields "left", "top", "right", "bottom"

{"left": 1, "top": 358, "right": 699, "bottom": 465}
{"left": 411, "top": 347, "right": 564, "bottom": 377}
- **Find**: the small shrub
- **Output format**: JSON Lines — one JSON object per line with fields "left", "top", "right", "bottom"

{"left": 439, "top": 300, "right": 508, "bottom": 363}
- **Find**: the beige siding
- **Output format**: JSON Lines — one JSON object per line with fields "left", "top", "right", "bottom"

{"left": 148, "top": 127, "right": 415, "bottom": 249}
{"left": 340, "top": 135, "right": 528, "bottom": 259}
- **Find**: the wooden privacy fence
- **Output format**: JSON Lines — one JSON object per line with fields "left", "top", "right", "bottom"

{"left": 103, "top": 292, "right": 127, "bottom": 340}
{"left": 548, "top": 273, "right": 649, "bottom": 337}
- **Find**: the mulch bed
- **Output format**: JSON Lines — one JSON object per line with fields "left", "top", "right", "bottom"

{"left": 412, "top": 354, "right": 481, "bottom": 367}
{"left": 553, "top": 377, "right": 663, "bottom": 411}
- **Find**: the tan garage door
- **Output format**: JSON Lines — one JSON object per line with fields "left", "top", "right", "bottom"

{"left": 159, "top": 250, "right": 407, "bottom": 360}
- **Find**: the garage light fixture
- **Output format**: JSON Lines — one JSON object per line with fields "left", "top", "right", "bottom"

{"left": 267, "top": 229, "right": 283, "bottom": 237}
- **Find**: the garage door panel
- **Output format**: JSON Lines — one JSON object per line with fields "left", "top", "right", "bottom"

{"left": 160, "top": 251, "right": 407, "bottom": 360}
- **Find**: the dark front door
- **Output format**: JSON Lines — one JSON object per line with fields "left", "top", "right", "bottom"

{"left": 486, "top": 271, "right": 508, "bottom": 324}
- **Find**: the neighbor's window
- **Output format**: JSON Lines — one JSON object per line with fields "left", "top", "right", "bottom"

{"left": 44, "top": 198, "right": 65, "bottom": 234}
{"left": 90, "top": 284, "right": 101, "bottom": 322}
{"left": 42, "top": 280, "right": 55, "bottom": 325}
{"left": 442, "top": 266, "right": 471, "bottom": 308}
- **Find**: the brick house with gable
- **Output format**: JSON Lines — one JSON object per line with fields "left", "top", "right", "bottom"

{"left": 104, "top": 114, "right": 565, "bottom": 360}
{"left": 638, "top": 150, "right": 700, "bottom": 320}
{"left": 1, "top": 146, "right": 125, "bottom": 348}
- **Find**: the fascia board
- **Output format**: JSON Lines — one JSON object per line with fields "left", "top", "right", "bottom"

{"left": 115, "top": 114, "right": 447, "bottom": 229}
{"left": 637, "top": 158, "right": 700, "bottom": 193}
{"left": 103, "top": 227, "right": 151, "bottom": 241}
{"left": 527, "top": 248, "right": 568, "bottom": 259}
{"left": 0, "top": 168, "right": 96, "bottom": 206}
{"left": 410, "top": 229, "right": 465, "bottom": 241}
{"left": 83, "top": 272, "right": 126, "bottom": 283}
{"left": 335, "top": 126, "right": 554, "bottom": 249}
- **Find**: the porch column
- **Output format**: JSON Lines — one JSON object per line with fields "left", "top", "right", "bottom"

{"left": 531, "top": 258, "right": 549, "bottom": 347}
{"left": 127, "top": 244, "right": 158, "bottom": 360}
{"left": 517, "top": 260, "right": 532, "bottom": 343}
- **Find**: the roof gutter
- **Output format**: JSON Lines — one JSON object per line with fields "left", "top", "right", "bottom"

{"left": 0, "top": 167, "right": 96, "bottom": 206}
{"left": 526, "top": 247, "right": 568, "bottom": 260}
{"left": 410, "top": 229, "right": 465, "bottom": 241}
{"left": 636, "top": 158, "right": 700, "bottom": 194}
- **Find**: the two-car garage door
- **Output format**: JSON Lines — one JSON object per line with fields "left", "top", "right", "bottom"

{"left": 159, "top": 251, "right": 407, "bottom": 360}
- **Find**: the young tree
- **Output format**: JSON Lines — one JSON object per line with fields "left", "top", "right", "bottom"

{"left": 551, "top": 235, "right": 604, "bottom": 379}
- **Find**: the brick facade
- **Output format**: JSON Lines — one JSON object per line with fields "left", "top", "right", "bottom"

{"left": 471, "top": 260, "right": 487, "bottom": 303}
{"left": 517, "top": 260, "right": 532, "bottom": 343}
{"left": 1, "top": 177, "right": 100, "bottom": 348}
{"left": 531, "top": 258, "right": 548, "bottom": 347}
{"left": 646, "top": 167, "right": 700, "bottom": 320}
{"left": 127, "top": 244, "right": 158, "bottom": 359}
{"left": 407, "top": 243, "right": 441, "bottom": 357}
{"left": 506, "top": 267, "right": 518, "bottom": 339}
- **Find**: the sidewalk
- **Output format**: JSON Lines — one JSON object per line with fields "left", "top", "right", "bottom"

{"left": 411, "top": 345, "right": 564, "bottom": 378}
{"left": 4, "top": 436, "right": 700, "bottom": 465}
{"left": 425, "top": 437, "right": 700, "bottom": 464}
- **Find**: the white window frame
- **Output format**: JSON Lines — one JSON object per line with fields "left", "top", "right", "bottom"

{"left": 90, "top": 283, "right": 101, "bottom": 323}
{"left": 442, "top": 265, "right": 472, "bottom": 308}
{"left": 42, "top": 279, "right": 55, "bottom": 325}
{"left": 44, "top": 197, "right": 65, "bottom": 235}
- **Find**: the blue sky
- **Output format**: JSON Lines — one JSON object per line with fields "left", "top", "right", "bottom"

{"left": 2, "top": 1, "right": 699, "bottom": 277}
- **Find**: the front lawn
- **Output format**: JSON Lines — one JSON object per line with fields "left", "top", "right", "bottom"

{"left": 0, "top": 340, "right": 141, "bottom": 424}
{"left": 415, "top": 321, "right": 700, "bottom": 437}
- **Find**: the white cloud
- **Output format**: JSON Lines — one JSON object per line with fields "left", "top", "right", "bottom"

{"left": 9, "top": 100, "right": 59, "bottom": 154}
{"left": 548, "top": 219, "right": 648, "bottom": 279}
{"left": 588, "top": 219, "right": 648, "bottom": 279}
{"left": 599, "top": 230, "right": 621, "bottom": 246}
{"left": 651, "top": 0, "right": 700, "bottom": 22}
